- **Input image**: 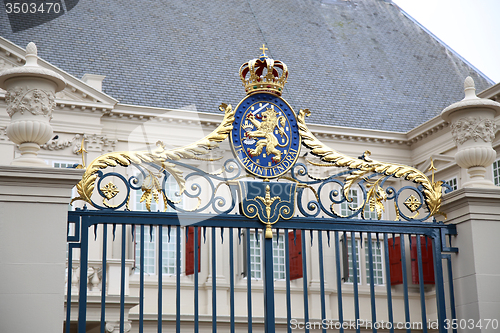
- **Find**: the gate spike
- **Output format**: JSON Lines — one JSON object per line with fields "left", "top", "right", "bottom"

{"left": 425, "top": 235, "right": 429, "bottom": 248}
{"left": 112, "top": 224, "right": 117, "bottom": 241}
{"left": 276, "top": 229, "right": 280, "bottom": 245}
{"left": 310, "top": 229, "right": 314, "bottom": 246}
{"left": 376, "top": 233, "right": 380, "bottom": 249}
{"left": 360, "top": 232, "right": 363, "bottom": 248}
{"left": 293, "top": 229, "right": 297, "bottom": 246}
{"left": 238, "top": 227, "right": 242, "bottom": 245}
{"left": 392, "top": 233, "right": 396, "bottom": 249}
{"left": 185, "top": 227, "right": 189, "bottom": 243}
{"left": 221, "top": 228, "right": 224, "bottom": 244}
{"left": 408, "top": 234, "right": 412, "bottom": 249}
{"left": 327, "top": 231, "right": 331, "bottom": 247}
{"left": 203, "top": 227, "right": 207, "bottom": 244}
{"left": 255, "top": 228, "right": 259, "bottom": 245}
{"left": 167, "top": 225, "right": 171, "bottom": 242}
{"left": 149, "top": 225, "right": 154, "bottom": 242}
{"left": 131, "top": 225, "right": 135, "bottom": 241}
{"left": 94, "top": 224, "right": 98, "bottom": 241}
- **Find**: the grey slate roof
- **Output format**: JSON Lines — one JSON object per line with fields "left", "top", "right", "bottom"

{"left": 0, "top": 0, "right": 492, "bottom": 132}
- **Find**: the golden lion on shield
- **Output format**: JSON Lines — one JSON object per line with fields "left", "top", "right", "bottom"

{"left": 245, "top": 107, "right": 289, "bottom": 163}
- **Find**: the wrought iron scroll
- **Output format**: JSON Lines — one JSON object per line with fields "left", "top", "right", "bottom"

{"left": 297, "top": 108, "right": 446, "bottom": 220}
{"left": 71, "top": 103, "right": 447, "bottom": 222}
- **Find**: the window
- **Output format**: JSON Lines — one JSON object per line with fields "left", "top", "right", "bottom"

{"left": 247, "top": 232, "right": 287, "bottom": 280}
{"left": 493, "top": 159, "right": 500, "bottom": 186}
{"left": 249, "top": 233, "right": 262, "bottom": 279}
{"left": 134, "top": 226, "right": 180, "bottom": 275}
{"left": 343, "top": 234, "right": 385, "bottom": 286}
{"left": 273, "top": 234, "right": 286, "bottom": 280}
{"left": 365, "top": 239, "right": 384, "bottom": 285}
{"left": 135, "top": 226, "right": 157, "bottom": 274}
{"left": 341, "top": 189, "right": 380, "bottom": 219}
{"left": 53, "top": 161, "right": 76, "bottom": 168}
{"left": 445, "top": 177, "right": 458, "bottom": 191}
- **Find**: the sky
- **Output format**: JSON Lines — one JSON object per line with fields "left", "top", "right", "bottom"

{"left": 393, "top": 0, "right": 500, "bottom": 84}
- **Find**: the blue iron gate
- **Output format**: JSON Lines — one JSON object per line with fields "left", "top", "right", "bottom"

{"left": 66, "top": 204, "right": 457, "bottom": 333}
{"left": 65, "top": 48, "right": 459, "bottom": 332}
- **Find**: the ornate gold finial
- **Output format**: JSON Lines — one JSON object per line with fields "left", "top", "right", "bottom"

{"left": 254, "top": 185, "right": 281, "bottom": 238}
{"left": 75, "top": 136, "right": 87, "bottom": 169}
{"left": 239, "top": 46, "right": 288, "bottom": 96}
{"left": 429, "top": 157, "right": 436, "bottom": 184}
{"left": 260, "top": 44, "right": 268, "bottom": 56}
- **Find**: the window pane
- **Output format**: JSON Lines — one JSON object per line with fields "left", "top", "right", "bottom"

{"left": 347, "top": 238, "right": 361, "bottom": 284}
{"left": 162, "top": 227, "right": 178, "bottom": 275}
{"left": 135, "top": 226, "right": 156, "bottom": 274}
{"left": 249, "top": 233, "right": 262, "bottom": 278}
{"left": 273, "top": 234, "right": 285, "bottom": 280}
{"left": 365, "top": 239, "right": 384, "bottom": 285}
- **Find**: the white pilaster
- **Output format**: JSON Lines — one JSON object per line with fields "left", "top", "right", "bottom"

{"left": 0, "top": 165, "right": 84, "bottom": 332}
{"left": 441, "top": 188, "right": 500, "bottom": 332}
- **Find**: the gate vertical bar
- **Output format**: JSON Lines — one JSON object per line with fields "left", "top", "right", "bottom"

{"left": 400, "top": 234, "right": 411, "bottom": 333}
{"left": 120, "top": 225, "right": 126, "bottom": 333}
{"left": 140, "top": 225, "right": 145, "bottom": 333}
{"left": 334, "top": 231, "right": 344, "bottom": 333}
{"left": 100, "top": 225, "right": 108, "bottom": 333}
{"left": 284, "top": 229, "right": 292, "bottom": 333}
{"left": 158, "top": 225, "right": 163, "bottom": 333}
{"left": 77, "top": 216, "right": 89, "bottom": 333}
{"left": 194, "top": 227, "right": 199, "bottom": 333}
{"left": 263, "top": 235, "right": 275, "bottom": 333}
{"left": 444, "top": 254, "right": 457, "bottom": 333}
{"left": 176, "top": 226, "right": 181, "bottom": 333}
{"left": 229, "top": 228, "right": 235, "bottom": 333}
{"left": 212, "top": 227, "right": 217, "bottom": 333}
{"left": 66, "top": 243, "right": 75, "bottom": 333}
{"left": 302, "top": 230, "right": 310, "bottom": 333}
{"left": 416, "top": 236, "right": 428, "bottom": 333}
{"left": 246, "top": 228, "right": 253, "bottom": 333}
{"left": 317, "top": 231, "right": 327, "bottom": 333}
{"left": 432, "top": 231, "right": 447, "bottom": 333}
{"left": 383, "top": 234, "right": 394, "bottom": 333}
{"left": 367, "top": 233, "right": 377, "bottom": 333}
{"left": 351, "top": 232, "right": 360, "bottom": 333}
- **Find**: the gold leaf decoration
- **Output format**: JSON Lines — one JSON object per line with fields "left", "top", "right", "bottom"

{"left": 71, "top": 103, "right": 235, "bottom": 209}
{"left": 101, "top": 181, "right": 119, "bottom": 200}
{"left": 297, "top": 108, "right": 443, "bottom": 218}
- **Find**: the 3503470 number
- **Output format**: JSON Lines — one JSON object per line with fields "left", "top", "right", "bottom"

{"left": 5, "top": 2, "right": 61, "bottom": 14}
{"left": 444, "top": 319, "right": 499, "bottom": 330}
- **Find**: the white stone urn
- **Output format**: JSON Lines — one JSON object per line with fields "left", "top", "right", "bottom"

{"left": 0, "top": 42, "right": 65, "bottom": 166}
{"left": 441, "top": 77, "right": 500, "bottom": 188}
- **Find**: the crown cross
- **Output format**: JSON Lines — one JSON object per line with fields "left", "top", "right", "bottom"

{"left": 260, "top": 44, "right": 268, "bottom": 56}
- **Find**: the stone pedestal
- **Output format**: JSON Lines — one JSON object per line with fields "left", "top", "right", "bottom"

{"left": 0, "top": 166, "right": 84, "bottom": 332}
{"left": 441, "top": 188, "right": 500, "bottom": 332}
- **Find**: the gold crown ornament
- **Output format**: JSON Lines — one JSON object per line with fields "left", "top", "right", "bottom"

{"left": 239, "top": 44, "right": 288, "bottom": 96}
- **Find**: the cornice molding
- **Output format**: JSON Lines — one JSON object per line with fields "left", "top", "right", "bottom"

{"left": 0, "top": 37, "right": 118, "bottom": 106}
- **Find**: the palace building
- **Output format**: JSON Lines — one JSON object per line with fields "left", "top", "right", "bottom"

{"left": 0, "top": 1, "right": 499, "bottom": 332}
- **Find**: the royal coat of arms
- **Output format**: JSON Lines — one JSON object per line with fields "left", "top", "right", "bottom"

{"left": 231, "top": 46, "right": 300, "bottom": 179}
